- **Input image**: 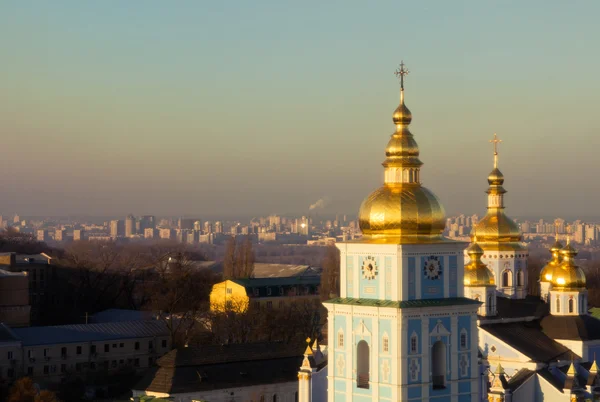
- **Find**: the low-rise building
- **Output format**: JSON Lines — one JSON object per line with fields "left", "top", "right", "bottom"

{"left": 132, "top": 342, "right": 312, "bottom": 402}
{"left": 209, "top": 276, "right": 320, "bottom": 313}
{"left": 0, "top": 269, "right": 30, "bottom": 327}
{"left": 0, "top": 320, "right": 170, "bottom": 384}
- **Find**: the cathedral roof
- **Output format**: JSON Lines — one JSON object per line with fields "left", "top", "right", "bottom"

{"left": 481, "top": 321, "right": 579, "bottom": 363}
{"left": 324, "top": 297, "right": 481, "bottom": 309}
{"left": 540, "top": 315, "right": 600, "bottom": 341}
{"left": 135, "top": 342, "right": 307, "bottom": 395}
{"left": 479, "top": 295, "right": 548, "bottom": 322}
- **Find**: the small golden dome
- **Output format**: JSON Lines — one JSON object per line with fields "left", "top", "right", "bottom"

{"left": 464, "top": 241, "right": 495, "bottom": 287}
{"left": 359, "top": 185, "right": 446, "bottom": 240}
{"left": 393, "top": 102, "right": 412, "bottom": 126}
{"left": 487, "top": 168, "right": 505, "bottom": 185}
{"left": 473, "top": 211, "right": 521, "bottom": 243}
{"left": 540, "top": 240, "right": 563, "bottom": 282}
{"left": 551, "top": 243, "right": 586, "bottom": 289}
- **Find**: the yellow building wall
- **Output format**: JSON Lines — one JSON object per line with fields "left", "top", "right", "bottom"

{"left": 209, "top": 280, "right": 249, "bottom": 313}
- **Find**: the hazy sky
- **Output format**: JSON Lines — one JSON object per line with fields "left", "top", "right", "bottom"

{"left": 1, "top": 1, "right": 599, "bottom": 218}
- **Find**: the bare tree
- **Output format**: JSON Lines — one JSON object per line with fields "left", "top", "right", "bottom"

{"left": 223, "top": 236, "right": 255, "bottom": 279}
{"left": 142, "top": 244, "right": 218, "bottom": 348}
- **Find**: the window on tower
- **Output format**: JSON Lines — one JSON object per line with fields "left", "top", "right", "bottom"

{"left": 410, "top": 334, "right": 418, "bottom": 354}
{"left": 356, "top": 341, "right": 370, "bottom": 389}
{"left": 556, "top": 297, "right": 561, "bottom": 313}
{"left": 502, "top": 270, "right": 513, "bottom": 287}
{"left": 517, "top": 269, "right": 524, "bottom": 287}
{"left": 337, "top": 331, "right": 344, "bottom": 348}
{"left": 431, "top": 341, "right": 447, "bottom": 389}
{"left": 460, "top": 330, "right": 467, "bottom": 349}
{"left": 569, "top": 297, "right": 574, "bottom": 313}
{"left": 382, "top": 335, "right": 389, "bottom": 353}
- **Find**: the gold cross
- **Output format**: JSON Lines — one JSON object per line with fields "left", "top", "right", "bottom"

{"left": 394, "top": 61, "right": 409, "bottom": 89}
{"left": 489, "top": 133, "right": 502, "bottom": 168}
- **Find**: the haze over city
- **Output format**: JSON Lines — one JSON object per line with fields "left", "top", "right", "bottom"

{"left": 2, "top": 1, "right": 599, "bottom": 218}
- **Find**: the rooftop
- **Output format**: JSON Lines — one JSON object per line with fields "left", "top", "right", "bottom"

{"left": 231, "top": 276, "right": 320, "bottom": 288}
{"left": 481, "top": 321, "right": 579, "bottom": 363}
{"left": 12, "top": 320, "right": 168, "bottom": 346}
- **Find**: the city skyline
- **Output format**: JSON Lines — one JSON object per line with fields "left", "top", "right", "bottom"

{"left": 2, "top": 1, "right": 600, "bottom": 217}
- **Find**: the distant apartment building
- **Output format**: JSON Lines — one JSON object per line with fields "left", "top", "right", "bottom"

{"left": 54, "top": 229, "right": 67, "bottom": 242}
{"left": 73, "top": 229, "right": 85, "bottom": 241}
{"left": 138, "top": 215, "right": 156, "bottom": 232}
{"left": 36, "top": 230, "right": 49, "bottom": 242}
{"left": 110, "top": 220, "right": 124, "bottom": 238}
{"left": 144, "top": 228, "right": 158, "bottom": 239}
{"left": 125, "top": 214, "right": 136, "bottom": 237}
{"left": 159, "top": 228, "right": 174, "bottom": 240}
{"left": 214, "top": 221, "right": 223, "bottom": 234}
{"left": 0, "top": 320, "right": 170, "bottom": 384}
{"left": 177, "top": 218, "right": 196, "bottom": 230}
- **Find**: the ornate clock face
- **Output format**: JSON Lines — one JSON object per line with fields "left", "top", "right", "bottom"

{"left": 361, "top": 256, "right": 378, "bottom": 280}
{"left": 423, "top": 256, "right": 441, "bottom": 280}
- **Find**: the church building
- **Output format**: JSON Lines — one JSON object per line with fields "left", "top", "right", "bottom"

{"left": 298, "top": 63, "right": 600, "bottom": 402}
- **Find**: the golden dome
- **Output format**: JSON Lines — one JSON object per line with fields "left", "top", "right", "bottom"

{"left": 359, "top": 185, "right": 446, "bottom": 240}
{"left": 393, "top": 101, "right": 412, "bottom": 126}
{"left": 473, "top": 211, "right": 521, "bottom": 243}
{"left": 358, "top": 63, "right": 447, "bottom": 243}
{"left": 551, "top": 243, "right": 586, "bottom": 289}
{"left": 540, "top": 240, "right": 563, "bottom": 282}
{"left": 487, "top": 168, "right": 504, "bottom": 186}
{"left": 464, "top": 241, "right": 495, "bottom": 287}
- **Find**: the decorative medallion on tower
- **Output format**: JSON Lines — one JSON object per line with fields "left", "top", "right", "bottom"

{"left": 424, "top": 255, "right": 442, "bottom": 280}
{"left": 361, "top": 256, "right": 378, "bottom": 280}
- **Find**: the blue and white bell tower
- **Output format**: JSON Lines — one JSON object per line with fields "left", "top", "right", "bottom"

{"left": 323, "top": 63, "right": 481, "bottom": 402}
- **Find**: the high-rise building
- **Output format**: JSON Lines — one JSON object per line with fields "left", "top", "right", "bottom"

{"left": 144, "top": 228, "right": 158, "bottom": 239}
{"left": 73, "top": 229, "right": 85, "bottom": 241}
{"left": 55, "top": 229, "right": 67, "bottom": 241}
{"left": 139, "top": 215, "right": 156, "bottom": 232}
{"left": 178, "top": 218, "right": 195, "bottom": 230}
{"left": 193, "top": 220, "right": 202, "bottom": 231}
{"left": 214, "top": 221, "right": 223, "bottom": 234}
{"left": 203, "top": 221, "right": 213, "bottom": 234}
{"left": 125, "top": 214, "right": 136, "bottom": 237}
{"left": 110, "top": 220, "right": 124, "bottom": 238}
{"left": 36, "top": 230, "right": 49, "bottom": 242}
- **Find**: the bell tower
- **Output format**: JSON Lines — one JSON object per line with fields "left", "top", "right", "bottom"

{"left": 323, "top": 63, "right": 480, "bottom": 402}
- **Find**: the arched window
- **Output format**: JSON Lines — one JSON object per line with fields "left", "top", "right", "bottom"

{"left": 569, "top": 297, "right": 574, "bottom": 313}
{"left": 382, "top": 334, "right": 389, "bottom": 353}
{"left": 337, "top": 331, "right": 344, "bottom": 348}
{"left": 556, "top": 297, "right": 561, "bottom": 313}
{"left": 410, "top": 333, "right": 418, "bottom": 354}
{"left": 460, "top": 330, "right": 467, "bottom": 349}
{"left": 357, "top": 340, "right": 370, "bottom": 389}
{"left": 272, "top": 394, "right": 278, "bottom": 402}
{"left": 502, "top": 270, "right": 513, "bottom": 287}
{"left": 580, "top": 295, "right": 585, "bottom": 314}
{"left": 487, "top": 295, "right": 493, "bottom": 314}
{"left": 431, "top": 340, "right": 447, "bottom": 389}
{"left": 517, "top": 269, "right": 524, "bottom": 287}
{"left": 294, "top": 391, "right": 298, "bottom": 402}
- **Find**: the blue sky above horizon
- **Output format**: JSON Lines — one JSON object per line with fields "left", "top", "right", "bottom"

{"left": 1, "top": 1, "right": 599, "bottom": 218}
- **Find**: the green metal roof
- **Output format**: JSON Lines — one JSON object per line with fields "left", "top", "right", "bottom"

{"left": 589, "top": 308, "right": 600, "bottom": 320}
{"left": 324, "top": 297, "right": 481, "bottom": 309}
{"left": 230, "top": 276, "right": 320, "bottom": 288}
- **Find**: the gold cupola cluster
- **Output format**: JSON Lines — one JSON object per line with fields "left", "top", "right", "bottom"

{"left": 550, "top": 240, "right": 586, "bottom": 290}
{"left": 472, "top": 134, "right": 522, "bottom": 249}
{"left": 359, "top": 62, "right": 446, "bottom": 242}
{"left": 540, "top": 239, "right": 564, "bottom": 282}
{"left": 464, "top": 238, "right": 495, "bottom": 287}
